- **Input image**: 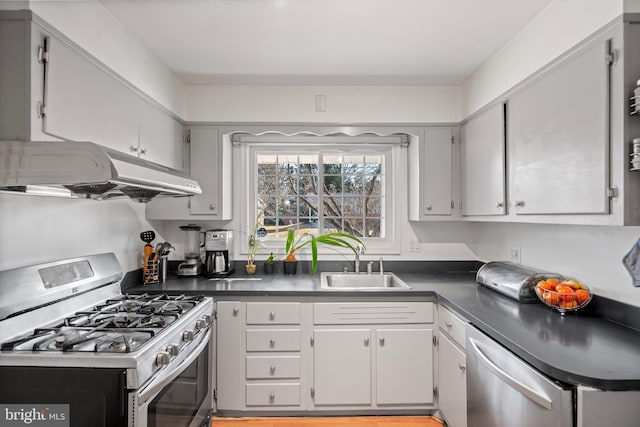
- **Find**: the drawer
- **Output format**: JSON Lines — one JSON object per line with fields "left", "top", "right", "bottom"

{"left": 246, "top": 383, "right": 301, "bottom": 407}
{"left": 246, "top": 302, "right": 301, "bottom": 325}
{"left": 314, "top": 302, "right": 434, "bottom": 324}
{"left": 438, "top": 305, "right": 467, "bottom": 348}
{"left": 246, "top": 329, "right": 301, "bottom": 352}
{"left": 246, "top": 356, "right": 301, "bottom": 379}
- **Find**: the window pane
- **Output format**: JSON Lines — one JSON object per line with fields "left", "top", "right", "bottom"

{"left": 344, "top": 218, "right": 364, "bottom": 237}
{"left": 299, "top": 155, "right": 319, "bottom": 174}
{"left": 258, "top": 175, "right": 276, "bottom": 195}
{"left": 365, "top": 155, "right": 382, "bottom": 174}
{"left": 323, "top": 197, "right": 342, "bottom": 217}
{"left": 365, "top": 197, "right": 382, "bottom": 216}
{"left": 299, "top": 175, "right": 319, "bottom": 195}
{"left": 323, "top": 155, "right": 342, "bottom": 174}
{"left": 278, "top": 197, "right": 298, "bottom": 216}
{"left": 278, "top": 155, "right": 298, "bottom": 175}
{"left": 324, "top": 218, "right": 342, "bottom": 233}
{"left": 343, "top": 176, "right": 364, "bottom": 195}
{"left": 258, "top": 196, "right": 277, "bottom": 216}
{"left": 365, "top": 218, "right": 382, "bottom": 237}
{"left": 278, "top": 175, "right": 298, "bottom": 195}
{"left": 364, "top": 175, "right": 381, "bottom": 195}
{"left": 343, "top": 196, "right": 364, "bottom": 217}
{"left": 298, "top": 196, "right": 318, "bottom": 216}
{"left": 257, "top": 155, "right": 277, "bottom": 175}
{"left": 323, "top": 175, "right": 342, "bottom": 194}
{"left": 343, "top": 155, "right": 364, "bottom": 174}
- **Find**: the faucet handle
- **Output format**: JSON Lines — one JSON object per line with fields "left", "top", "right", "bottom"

{"left": 357, "top": 244, "right": 365, "bottom": 255}
{"left": 367, "top": 261, "right": 374, "bottom": 274}
{"left": 379, "top": 257, "right": 384, "bottom": 275}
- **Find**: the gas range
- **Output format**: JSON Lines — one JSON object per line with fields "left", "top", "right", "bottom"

{"left": 0, "top": 253, "right": 213, "bottom": 427}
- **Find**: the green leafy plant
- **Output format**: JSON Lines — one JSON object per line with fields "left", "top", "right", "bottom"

{"left": 247, "top": 212, "right": 263, "bottom": 268}
{"left": 284, "top": 229, "right": 365, "bottom": 275}
{"left": 265, "top": 252, "right": 276, "bottom": 264}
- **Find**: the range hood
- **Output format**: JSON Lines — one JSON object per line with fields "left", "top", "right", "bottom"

{"left": 0, "top": 141, "right": 202, "bottom": 202}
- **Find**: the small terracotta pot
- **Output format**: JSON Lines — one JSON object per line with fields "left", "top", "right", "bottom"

{"left": 246, "top": 264, "right": 257, "bottom": 275}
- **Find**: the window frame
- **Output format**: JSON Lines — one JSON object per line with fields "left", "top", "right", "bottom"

{"left": 238, "top": 136, "right": 403, "bottom": 257}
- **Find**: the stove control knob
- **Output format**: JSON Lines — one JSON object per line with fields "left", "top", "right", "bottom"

{"left": 182, "top": 330, "right": 194, "bottom": 342}
{"left": 195, "top": 319, "right": 207, "bottom": 331}
{"left": 202, "top": 314, "right": 212, "bottom": 326}
{"left": 166, "top": 343, "right": 180, "bottom": 357}
{"left": 155, "top": 351, "right": 171, "bottom": 367}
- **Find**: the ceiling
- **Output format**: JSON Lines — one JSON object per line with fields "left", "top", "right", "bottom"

{"left": 100, "top": 0, "right": 554, "bottom": 86}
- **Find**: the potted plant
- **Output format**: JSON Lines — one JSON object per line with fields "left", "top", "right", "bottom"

{"left": 246, "top": 212, "right": 262, "bottom": 275}
{"left": 264, "top": 252, "right": 276, "bottom": 274}
{"left": 284, "top": 229, "right": 364, "bottom": 275}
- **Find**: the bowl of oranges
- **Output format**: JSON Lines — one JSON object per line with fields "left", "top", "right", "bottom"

{"left": 534, "top": 278, "right": 592, "bottom": 315}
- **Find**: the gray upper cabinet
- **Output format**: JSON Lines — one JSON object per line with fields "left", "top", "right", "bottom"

{"left": 460, "top": 104, "right": 506, "bottom": 217}
{"left": 145, "top": 126, "right": 233, "bottom": 220}
{"left": 408, "top": 127, "right": 456, "bottom": 220}
{"left": 508, "top": 39, "right": 611, "bottom": 215}
{"left": 43, "top": 35, "right": 183, "bottom": 170}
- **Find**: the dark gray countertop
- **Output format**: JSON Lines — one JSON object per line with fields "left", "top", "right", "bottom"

{"left": 125, "top": 270, "right": 640, "bottom": 391}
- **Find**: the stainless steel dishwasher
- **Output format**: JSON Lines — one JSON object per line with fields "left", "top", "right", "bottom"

{"left": 466, "top": 324, "right": 573, "bottom": 427}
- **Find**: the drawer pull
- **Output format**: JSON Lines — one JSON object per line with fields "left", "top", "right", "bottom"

{"left": 270, "top": 365, "right": 276, "bottom": 375}
{"left": 269, "top": 392, "right": 275, "bottom": 402}
{"left": 379, "top": 337, "right": 385, "bottom": 346}
{"left": 269, "top": 339, "right": 276, "bottom": 348}
{"left": 445, "top": 321, "right": 453, "bottom": 328}
{"left": 364, "top": 337, "right": 369, "bottom": 346}
{"left": 269, "top": 311, "right": 275, "bottom": 321}
{"left": 233, "top": 307, "right": 239, "bottom": 316}
{"left": 459, "top": 362, "right": 466, "bottom": 371}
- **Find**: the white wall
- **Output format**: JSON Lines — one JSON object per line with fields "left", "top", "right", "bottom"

{"left": 469, "top": 223, "right": 640, "bottom": 307}
{"left": 186, "top": 85, "right": 460, "bottom": 123}
{"left": 26, "top": 0, "right": 186, "bottom": 117}
{"left": 460, "top": 0, "right": 622, "bottom": 118}
{"left": 0, "top": 193, "right": 158, "bottom": 273}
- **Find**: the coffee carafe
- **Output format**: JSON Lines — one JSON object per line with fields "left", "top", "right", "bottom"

{"left": 204, "top": 229, "right": 234, "bottom": 278}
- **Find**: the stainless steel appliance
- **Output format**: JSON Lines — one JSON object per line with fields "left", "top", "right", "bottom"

{"left": 476, "top": 261, "right": 562, "bottom": 302}
{"left": 178, "top": 224, "right": 204, "bottom": 277}
{"left": 466, "top": 324, "right": 573, "bottom": 427}
{"left": 204, "top": 229, "right": 234, "bottom": 278}
{"left": 0, "top": 140, "right": 201, "bottom": 202}
{"left": 0, "top": 253, "right": 213, "bottom": 427}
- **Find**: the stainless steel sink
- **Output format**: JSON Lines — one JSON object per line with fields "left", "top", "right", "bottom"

{"left": 320, "top": 272, "right": 411, "bottom": 290}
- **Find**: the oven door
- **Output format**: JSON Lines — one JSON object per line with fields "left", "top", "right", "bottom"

{"left": 132, "top": 330, "right": 212, "bottom": 427}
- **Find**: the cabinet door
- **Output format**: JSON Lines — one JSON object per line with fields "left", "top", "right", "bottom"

{"left": 460, "top": 104, "right": 506, "bottom": 216}
{"left": 189, "top": 127, "right": 221, "bottom": 215}
{"left": 376, "top": 328, "right": 433, "bottom": 406}
{"left": 509, "top": 39, "right": 611, "bottom": 215}
{"left": 312, "top": 329, "right": 371, "bottom": 406}
{"left": 216, "top": 301, "right": 243, "bottom": 410}
{"left": 423, "top": 128, "right": 454, "bottom": 216}
{"left": 438, "top": 332, "right": 467, "bottom": 427}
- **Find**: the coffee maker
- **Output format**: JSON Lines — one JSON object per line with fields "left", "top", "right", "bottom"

{"left": 204, "top": 229, "right": 234, "bottom": 278}
{"left": 177, "top": 224, "right": 204, "bottom": 276}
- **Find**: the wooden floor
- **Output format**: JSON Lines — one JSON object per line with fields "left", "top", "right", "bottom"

{"left": 211, "top": 416, "right": 445, "bottom": 427}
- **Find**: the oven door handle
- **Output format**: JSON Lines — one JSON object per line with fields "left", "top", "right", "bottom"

{"left": 137, "top": 329, "right": 210, "bottom": 405}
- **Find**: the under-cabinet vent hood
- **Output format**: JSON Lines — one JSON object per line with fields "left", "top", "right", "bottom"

{"left": 0, "top": 141, "right": 201, "bottom": 202}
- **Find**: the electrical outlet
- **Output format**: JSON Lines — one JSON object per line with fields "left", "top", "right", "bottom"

{"left": 510, "top": 246, "right": 521, "bottom": 264}
{"left": 409, "top": 240, "right": 421, "bottom": 253}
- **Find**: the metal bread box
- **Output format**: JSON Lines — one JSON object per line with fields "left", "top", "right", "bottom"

{"left": 476, "top": 261, "right": 563, "bottom": 303}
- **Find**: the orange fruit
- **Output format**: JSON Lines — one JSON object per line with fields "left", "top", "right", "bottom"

{"left": 546, "top": 278, "right": 560, "bottom": 287}
{"left": 560, "top": 299, "right": 578, "bottom": 310}
{"left": 561, "top": 279, "right": 583, "bottom": 290}
{"left": 537, "top": 280, "right": 555, "bottom": 291}
{"left": 543, "top": 290, "right": 559, "bottom": 306}
{"left": 555, "top": 285, "right": 575, "bottom": 302}
{"left": 575, "top": 289, "right": 590, "bottom": 304}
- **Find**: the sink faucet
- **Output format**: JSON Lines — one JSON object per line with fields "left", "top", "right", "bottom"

{"left": 379, "top": 257, "right": 384, "bottom": 275}
{"left": 354, "top": 244, "right": 365, "bottom": 273}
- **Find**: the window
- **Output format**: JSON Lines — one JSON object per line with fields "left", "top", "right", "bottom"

{"left": 237, "top": 133, "right": 404, "bottom": 254}
{"left": 256, "top": 151, "right": 385, "bottom": 238}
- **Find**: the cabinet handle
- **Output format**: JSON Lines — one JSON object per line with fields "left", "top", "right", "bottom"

{"left": 514, "top": 200, "right": 525, "bottom": 208}
{"left": 270, "top": 365, "right": 276, "bottom": 375}
{"left": 426, "top": 204, "right": 433, "bottom": 211}
{"left": 496, "top": 202, "right": 504, "bottom": 208}
{"left": 209, "top": 204, "right": 216, "bottom": 211}
{"left": 130, "top": 146, "right": 139, "bottom": 153}
{"left": 459, "top": 363, "right": 466, "bottom": 371}
{"left": 269, "top": 392, "right": 275, "bottom": 402}
{"left": 139, "top": 147, "right": 147, "bottom": 155}
{"left": 364, "top": 337, "right": 369, "bottom": 346}
{"left": 379, "top": 337, "right": 385, "bottom": 346}
{"left": 269, "top": 311, "right": 275, "bottom": 321}
{"left": 445, "top": 321, "right": 453, "bottom": 328}
{"left": 232, "top": 307, "right": 239, "bottom": 316}
{"left": 269, "top": 339, "right": 276, "bottom": 347}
